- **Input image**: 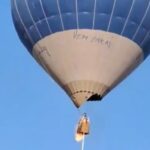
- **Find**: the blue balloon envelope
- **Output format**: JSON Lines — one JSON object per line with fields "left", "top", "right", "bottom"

{"left": 11, "top": 0, "right": 150, "bottom": 107}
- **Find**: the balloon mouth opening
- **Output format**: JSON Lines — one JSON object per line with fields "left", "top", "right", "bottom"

{"left": 87, "top": 93, "right": 102, "bottom": 101}
{"left": 64, "top": 80, "right": 108, "bottom": 107}
{"left": 74, "top": 93, "right": 102, "bottom": 108}
{"left": 73, "top": 93, "right": 103, "bottom": 108}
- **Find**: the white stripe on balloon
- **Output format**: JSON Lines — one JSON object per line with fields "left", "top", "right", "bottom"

{"left": 56, "top": 0, "right": 64, "bottom": 30}
{"left": 132, "top": 1, "right": 150, "bottom": 40}
{"left": 107, "top": 0, "right": 117, "bottom": 31}
{"left": 140, "top": 31, "right": 150, "bottom": 46}
{"left": 121, "top": 0, "right": 136, "bottom": 35}
{"left": 14, "top": 0, "right": 34, "bottom": 45}
{"left": 92, "top": 0, "right": 97, "bottom": 29}
{"left": 75, "top": 0, "right": 79, "bottom": 29}
{"left": 39, "top": 0, "right": 52, "bottom": 33}
{"left": 24, "top": 0, "right": 42, "bottom": 38}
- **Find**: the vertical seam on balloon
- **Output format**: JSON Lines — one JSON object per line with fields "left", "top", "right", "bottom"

{"left": 92, "top": 0, "right": 97, "bottom": 29}
{"left": 75, "top": 0, "right": 79, "bottom": 29}
{"left": 121, "top": 0, "right": 136, "bottom": 35}
{"left": 24, "top": 0, "right": 42, "bottom": 38}
{"left": 56, "top": 0, "right": 64, "bottom": 30}
{"left": 140, "top": 31, "right": 150, "bottom": 46}
{"left": 14, "top": 0, "right": 34, "bottom": 45}
{"left": 107, "top": 0, "right": 117, "bottom": 31}
{"left": 132, "top": 1, "right": 150, "bottom": 40}
{"left": 39, "top": 0, "right": 52, "bottom": 33}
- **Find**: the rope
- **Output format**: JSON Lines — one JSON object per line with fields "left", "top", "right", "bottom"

{"left": 81, "top": 135, "right": 85, "bottom": 150}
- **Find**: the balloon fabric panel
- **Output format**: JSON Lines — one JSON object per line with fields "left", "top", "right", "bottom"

{"left": 11, "top": 0, "right": 150, "bottom": 58}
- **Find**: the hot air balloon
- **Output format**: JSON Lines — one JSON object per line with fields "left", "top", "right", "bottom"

{"left": 11, "top": 0, "right": 150, "bottom": 108}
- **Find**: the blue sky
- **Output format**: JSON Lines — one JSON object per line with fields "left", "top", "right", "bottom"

{"left": 1, "top": 1, "right": 150, "bottom": 150}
